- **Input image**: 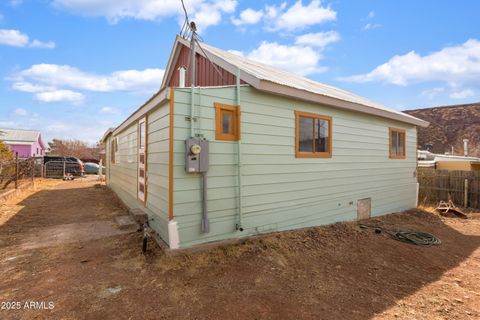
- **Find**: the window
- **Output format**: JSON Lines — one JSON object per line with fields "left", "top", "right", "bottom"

{"left": 389, "top": 128, "right": 406, "bottom": 159}
{"left": 139, "top": 121, "right": 146, "bottom": 149}
{"left": 295, "top": 111, "right": 332, "bottom": 158}
{"left": 215, "top": 103, "right": 240, "bottom": 141}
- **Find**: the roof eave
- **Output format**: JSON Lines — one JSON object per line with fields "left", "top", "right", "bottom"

{"left": 257, "top": 80, "right": 430, "bottom": 128}
{"left": 111, "top": 87, "right": 170, "bottom": 136}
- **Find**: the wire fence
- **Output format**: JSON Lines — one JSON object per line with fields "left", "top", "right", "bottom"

{"left": 0, "top": 154, "right": 36, "bottom": 193}
{"left": 44, "top": 160, "right": 83, "bottom": 178}
{"left": 417, "top": 168, "right": 480, "bottom": 209}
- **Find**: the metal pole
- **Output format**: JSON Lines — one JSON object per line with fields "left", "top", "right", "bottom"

{"left": 63, "top": 161, "right": 66, "bottom": 179}
{"left": 14, "top": 152, "right": 18, "bottom": 189}
{"left": 201, "top": 172, "right": 209, "bottom": 233}
{"left": 464, "top": 179, "right": 469, "bottom": 207}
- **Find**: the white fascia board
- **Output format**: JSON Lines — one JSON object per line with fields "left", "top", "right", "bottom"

{"left": 113, "top": 88, "right": 170, "bottom": 136}
{"left": 257, "top": 80, "right": 430, "bottom": 128}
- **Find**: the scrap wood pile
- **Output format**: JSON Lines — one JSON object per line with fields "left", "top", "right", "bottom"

{"left": 435, "top": 200, "right": 468, "bottom": 219}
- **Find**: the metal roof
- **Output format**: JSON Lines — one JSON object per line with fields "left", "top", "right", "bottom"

{"left": 0, "top": 128, "right": 41, "bottom": 144}
{"left": 165, "top": 36, "right": 428, "bottom": 127}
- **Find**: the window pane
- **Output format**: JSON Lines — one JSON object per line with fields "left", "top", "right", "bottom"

{"left": 299, "top": 116, "right": 314, "bottom": 152}
{"left": 222, "top": 111, "right": 233, "bottom": 134}
{"left": 314, "top": 119, "right": 329, "bottom": 153}
{"left": 391, "top": 131, "right": 397, "bottom": 156}
{"left": 398, "top": 132, "right": 405, "bottom": 156}
{"left": 139, "top": 122, "right": 146, "bottom": 148}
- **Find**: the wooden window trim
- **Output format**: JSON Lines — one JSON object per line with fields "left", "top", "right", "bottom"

{"left": 389, "top": 127, "right": 406, "bottom": 159}
{"left": 137, "top": 116, "right": 148, "bottom": 206}
{"left": 295, "top": 111, "right": 332, "bottom": 158}
{"left": 215, "top": 102, "right": 240, "bottom": 141}
{"left": 110, "top": 139, "right": 115, "bottom": 164}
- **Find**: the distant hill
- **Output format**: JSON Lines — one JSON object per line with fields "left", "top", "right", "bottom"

{"left": 404, "top": 102, "right": 480, "bottom": 157}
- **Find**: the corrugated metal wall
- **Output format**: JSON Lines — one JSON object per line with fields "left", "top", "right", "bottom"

{"left": 168, "top": 44, "right": 246, "bottom": 87}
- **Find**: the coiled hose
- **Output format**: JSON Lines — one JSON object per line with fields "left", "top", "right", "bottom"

{"left": 359, "top": 224, "right": 441, "bottom": 246}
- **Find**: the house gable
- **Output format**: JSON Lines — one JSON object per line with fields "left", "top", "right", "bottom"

{"left": 165, "top": 42, "right": 246, "bottom": 88}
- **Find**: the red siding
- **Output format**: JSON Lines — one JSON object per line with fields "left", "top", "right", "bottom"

{"left": 168, "top": 44, "right": 245, "bottom": 87}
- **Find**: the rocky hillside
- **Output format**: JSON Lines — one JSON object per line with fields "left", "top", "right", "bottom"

{"left": 404, "top": 102, "right": 480, "bottom": 157}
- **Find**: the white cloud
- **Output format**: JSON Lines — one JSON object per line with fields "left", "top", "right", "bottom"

{"left": 14, "top": 108, "right": 28, "bottom": 116}
{"left": 0, "top": 29, "right": 55, "bottom": 48}
{"left": 12, "top": 81, "right": 55, "bottom": 93}
{"left": 295, "top": 31, "right": 340, "bottom": 48}
{"left": 99, "top": 106, "right": 119, "bottom": 114}
{"left": 341, "top": 39, "right": 480, "bottom": 88}
{"left": 232, "top": 8, "right": 263, "bottom": 26}
{"left": 0, "top": 121, "right": 16, "bottom": 127}
{"left": 51, "top": 0, "right": 237, "bottom": 31}
{"left": 30, "top": 39, "right": 56, "bottom": 49}
{"left": 363, "top": 23, "right": 381, "bottom": 31}
{"left": 45, "top": 123, "right": 69, "bottom": 132}
{"left": 449, "top": 89, "right": 475, "bottom": 99}
{"left": 9, "top": 0, "right": 23, "bottom": 6}
{"left": 267, "top": 0, "right": 336, "bottom": 32}
{"left": 421, "top": 87, "right": 445, "bottom": 100}
{"left": 35, "top": 90, "right": 85, "bottom": 104}
{"left": 0, "top": 29, "right": 29, "bottom": 47}
{"left": 245, "top": 41, "right": 325, "bottom": 76}
{"left": 11, "top": 64, "right": 165, "bottom": 94}
{"left": 367, "top": 11, "right": 375, "bottom": 19}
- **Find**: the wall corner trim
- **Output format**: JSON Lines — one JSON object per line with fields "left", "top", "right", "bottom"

{"left": 168, "top": 220, "right": 180, "bottom": 249}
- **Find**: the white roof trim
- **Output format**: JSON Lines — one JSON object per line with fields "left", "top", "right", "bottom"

{"left": 111, "top": 88, "right": 170, "bottom": 136}
{"left": 3, "top": 141, "right": 34, "bottom": 146}
{"left": 100, "top": 128, "right": 114, "bottom": 143}
{"left": 163, "top": 36, "right": 428, "bottom": 128}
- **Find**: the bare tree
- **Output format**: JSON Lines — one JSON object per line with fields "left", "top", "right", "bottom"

{"left": 47, "top": 139, "right": 101, "bottom": 161}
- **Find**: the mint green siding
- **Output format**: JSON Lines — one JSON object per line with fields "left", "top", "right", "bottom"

{"left": 172, "top": 86, "right": 417, "bottom": 248}
{"left": 145, "top": 102, "right": 171, "bottom": 242}
{"left": 105, "top": 100, "right": 171, "bottom": 245}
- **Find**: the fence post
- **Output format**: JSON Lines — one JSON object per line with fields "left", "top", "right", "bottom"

{"left": 464, "top": 179, "right": 469, "bottom": 208}
{"left": 14, "top": 152, "right": 19, "bottom": 189}
{"left": 63, "top": 161, "right": 66, "bottom": 179}
{"left": 31, "top": 158, "right": 34, "bottom": 181}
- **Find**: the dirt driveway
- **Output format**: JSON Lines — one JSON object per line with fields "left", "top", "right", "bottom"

{"left": 1, "top": 178, "right": 480, "bottom": 319}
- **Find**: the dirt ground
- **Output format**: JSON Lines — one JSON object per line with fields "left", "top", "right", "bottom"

{"left": 0, "top": 178, "right": 480, "bottom": 320}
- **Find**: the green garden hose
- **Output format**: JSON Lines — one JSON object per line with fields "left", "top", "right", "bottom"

{"left": 358, "top": 224, "right": 441, "bottom": 246}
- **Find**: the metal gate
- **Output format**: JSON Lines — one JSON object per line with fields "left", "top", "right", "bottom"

{"left": 44, "top": 161, "right": 81, "bottom": 179}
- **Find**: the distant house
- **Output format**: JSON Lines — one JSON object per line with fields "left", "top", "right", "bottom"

{"left": 418, "top": 150, "right": 480, "bottom": 171}
{"left": 0, "top": 128, "right": 46, "bottom": 158}
{"left": 101, "top": 36, "right": 428, "bottom": 249}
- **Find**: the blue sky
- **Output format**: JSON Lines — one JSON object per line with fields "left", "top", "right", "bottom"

{"left": 0, "top": 0, "right": 479, "bottom": 144}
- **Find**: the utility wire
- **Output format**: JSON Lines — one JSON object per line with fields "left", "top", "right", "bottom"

{"left": 195, "top": 39, "right": 226, "bottom": 82}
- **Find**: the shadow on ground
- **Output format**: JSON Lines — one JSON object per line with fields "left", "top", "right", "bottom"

{"left": 0, "top": 179, "right": 479, "bottom": 319}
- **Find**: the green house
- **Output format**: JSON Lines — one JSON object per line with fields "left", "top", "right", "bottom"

{"left": 101, "top": 36, "right": 428, "bottom": 249}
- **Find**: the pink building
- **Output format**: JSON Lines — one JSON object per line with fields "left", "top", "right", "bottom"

{"left": 0, "top": 128, "right": 46, "bottom": 158}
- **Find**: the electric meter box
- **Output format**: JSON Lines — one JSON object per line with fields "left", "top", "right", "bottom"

{"left": 185, "top": 138, "right": 209, "bottom": 173}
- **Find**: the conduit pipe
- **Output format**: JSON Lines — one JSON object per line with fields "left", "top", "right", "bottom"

{"left": 236, "top": 68, "right": 244, "bottom": 231}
